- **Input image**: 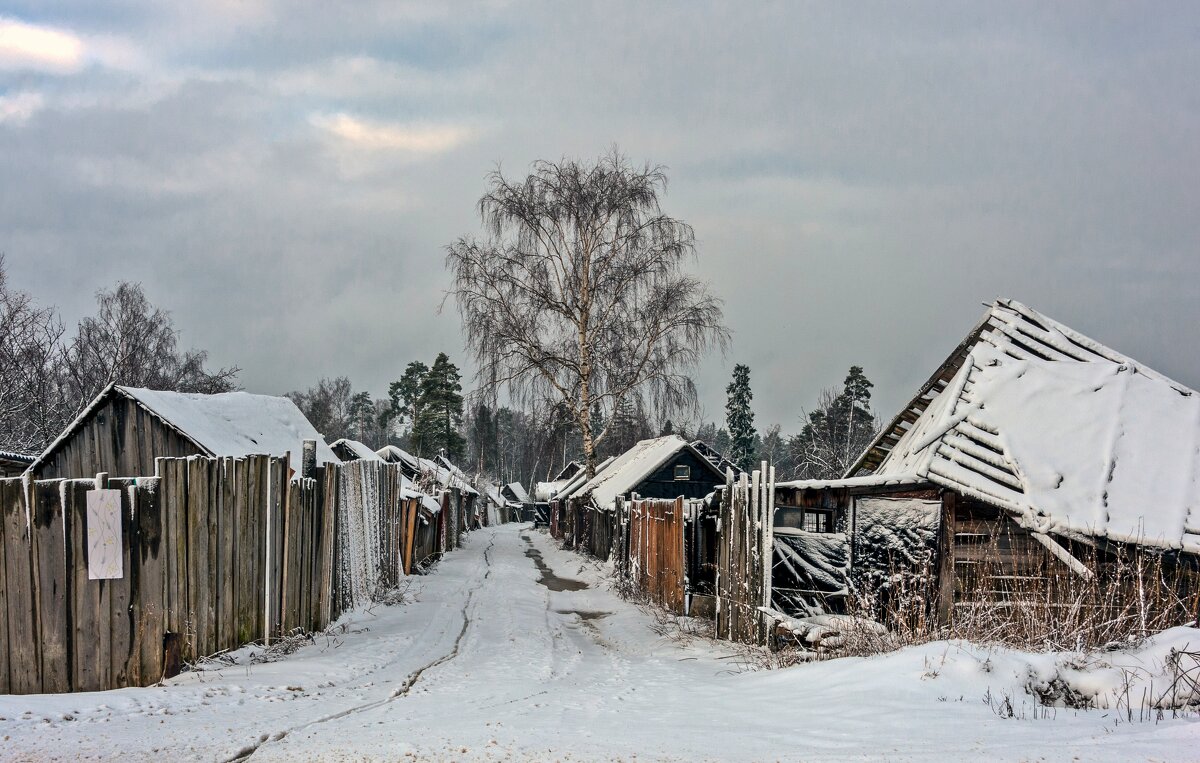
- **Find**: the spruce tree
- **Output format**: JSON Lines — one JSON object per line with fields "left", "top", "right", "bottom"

{"left": 724, "top": 364, "right": 756, "bottom": 471}
{"left": 411, "top": 353, "right": 466, "bottom": 459}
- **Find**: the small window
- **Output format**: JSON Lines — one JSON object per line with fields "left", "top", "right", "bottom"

{"left": 803, "top": 510, "right": 832, "bottom": 533}
{"left": 673, "top": 465, "right": 691, "bottom": 481}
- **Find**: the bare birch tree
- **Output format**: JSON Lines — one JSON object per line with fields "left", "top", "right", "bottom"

{"left": 446, "top": 152, "right": 729, "bottom": 477}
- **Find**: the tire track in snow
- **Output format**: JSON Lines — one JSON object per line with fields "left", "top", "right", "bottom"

{"left": 225, "top": 531, "right": 498, "bottom": 762}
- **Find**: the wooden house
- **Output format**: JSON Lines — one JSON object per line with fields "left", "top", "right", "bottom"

{"left": 29, "top": 385, "right": 341, "bottom": 480}
{"left": 573, "top": 435, "right": 727, "bottom": 508}
{"left": 0, "top": 450, "right": 34, "bottom": 477}
{"left": 501, "top": 481, "right": 530, "bottom": 504}
{"left": 771, "top": 299, "right": 1200, "bottom": 628}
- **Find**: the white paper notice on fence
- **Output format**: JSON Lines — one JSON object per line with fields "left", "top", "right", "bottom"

{"left": 87, "top": 489, "right": 124, "bottom": 580}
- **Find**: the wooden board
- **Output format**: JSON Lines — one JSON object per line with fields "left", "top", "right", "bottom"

{"left": 31, "top": 479, "right": 70, "bottom": 693}
{"left": 2, "top": 479, "right": 40, "bottom": 693}
{"left": 218, "top": 457, "right": 236, "bottom": 652}
{"left": 132, "top": 479, "right": 165, "bottom": 684}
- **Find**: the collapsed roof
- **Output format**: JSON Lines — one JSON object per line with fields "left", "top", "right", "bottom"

{"left": 851, "top": 299, "right": 1200, "bottom": 553}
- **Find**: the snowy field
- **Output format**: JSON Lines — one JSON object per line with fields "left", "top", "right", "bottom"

{"left": 2, "top": 524, "right": 1197, "bottom": 762}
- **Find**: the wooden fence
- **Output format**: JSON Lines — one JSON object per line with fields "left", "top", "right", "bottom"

{"left": 0, "top": 455, "right": 459, "bottom": 695}
{"left": 628, "top": 498, "right": 687, "bottom": 614}
{"left": 714, "top": 464, "right": 775, "bottom": 645}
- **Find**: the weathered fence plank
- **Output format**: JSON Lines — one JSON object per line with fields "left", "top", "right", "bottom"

{"left": 32, "top": 479, "right": 70, "bottom": 693}
{"left": 4, "top": 479, "right": 40, "bottom": 693}
{"left": 132, "top": 479, "right": 165, "bottom": 685}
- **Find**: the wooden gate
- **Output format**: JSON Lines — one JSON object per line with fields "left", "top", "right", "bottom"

{"left": 715, "top": 464, "right": 775, "bottom": 645}
{"left": 628, "top": 497, "right": 686, "bottom": 613}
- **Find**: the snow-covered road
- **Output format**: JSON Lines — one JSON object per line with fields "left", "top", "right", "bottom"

{"left": 2, "top": 524, "right": 1197, "bottom": 761}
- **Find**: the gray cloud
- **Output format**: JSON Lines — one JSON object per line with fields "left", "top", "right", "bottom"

{"left": 3, "top": 2, "right": 1199, "bottom": 431}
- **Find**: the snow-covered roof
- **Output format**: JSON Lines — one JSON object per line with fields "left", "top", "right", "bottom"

{"left": 852, "top": 299, "right": 1193, "bottom": 475}
{"left": 376, "top": 444, "right": 421, "bottom": 468}
{"left": 553, "top": 461, "right": 583, "bottom": 481}
{"left": 857, "top": 300, "right": 1200, "bottom": 553}
{"left": 555, "top": 456, "right": 617, "bottom": 501}
{"left": 376, "top": 446, "right": 478, "bottom": 496}
{"left": 534, "top": 479, "right": 568, "bottom": 501}
{"left": 503, "top": 482, "right": 530, "bottom": 503}
{"left": 423, "top": 456, "right": 478, "bottom": 496}
{"left": 0, "top": 450, "right": 34, "bottom": 465}
{"left": 482, "top": 484, "right": 506, "bottom": 506}
{"left": 571, "top": 435, "right": 725, "bottom": 509}
{"left": 399, "top": 472, "right": 443, "bottom": 514}
{"left": 331, "top": 438, "right": 384, "bottom": 462}
{"left": 32, "top": 384, "right": 341, "bottom": 475}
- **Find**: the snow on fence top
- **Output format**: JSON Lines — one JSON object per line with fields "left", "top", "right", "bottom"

{"left": 873, "top": 342, "right": 1200, "bottom": 553}
{"left": 331, "top": 438, "right": 385, "bottom": 462}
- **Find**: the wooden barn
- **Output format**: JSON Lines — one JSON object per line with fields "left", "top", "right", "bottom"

{"left": 771, "top": 299, "right": 1200, "bottom": 635}
{"left": 29, "top": 384, "right": 341, "bottom": 480}
{"left": 0, "top": 450, "right": 33, "bottom": 477}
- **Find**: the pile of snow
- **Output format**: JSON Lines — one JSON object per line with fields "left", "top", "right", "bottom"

{"left": 766, "top": 610, "right": 888, "bottom": 652}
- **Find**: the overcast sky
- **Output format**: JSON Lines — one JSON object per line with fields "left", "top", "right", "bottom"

{"left": 2, "top": 2, "right": 1198, "bottom": 431}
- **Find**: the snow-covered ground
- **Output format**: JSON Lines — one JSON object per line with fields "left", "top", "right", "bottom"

{"left": 2, "top": 524, "right": 1197, "bottom": 761}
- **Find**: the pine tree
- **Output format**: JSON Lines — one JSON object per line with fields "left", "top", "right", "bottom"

{"left": 411, "top": 353, "right": 466, "bottom": 459}
{"left": 347, "top": 390, "right": 374, "bottom": 442}
{"left": 383, "top": 361, "right": 428, "bottom": 437}
{"left": 789, "top": 365, "right": 880, "bottom": 479}
{"left": 660, "top": 419, "right": 675, "bottom": 437}
{"left": 725, "top": 364, "right": 756, "bottom": 471}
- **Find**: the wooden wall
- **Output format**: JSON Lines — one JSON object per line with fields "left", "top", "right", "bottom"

{"left": 0, "top": 456, "right": 452, "bottom": 695}
{"left": 34, "top": 394, "right": 203, "bottom": 480}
